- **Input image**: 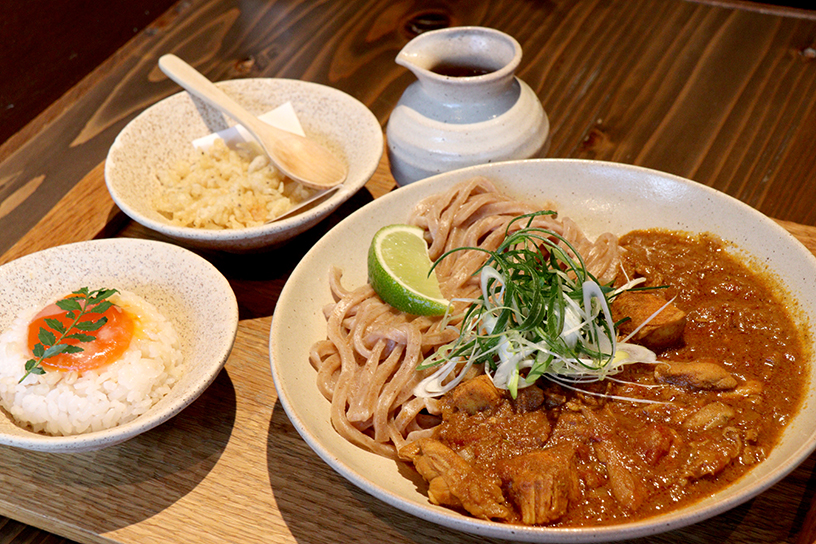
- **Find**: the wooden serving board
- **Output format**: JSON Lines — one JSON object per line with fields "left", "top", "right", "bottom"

{"left": 1, "top": 154, "right": 815, "bottom": 544}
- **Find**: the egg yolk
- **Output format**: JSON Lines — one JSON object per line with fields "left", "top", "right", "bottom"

{"left": 27, "top": 298, "right": 135, "bottom": 372}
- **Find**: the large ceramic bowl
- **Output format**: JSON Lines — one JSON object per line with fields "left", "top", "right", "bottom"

{"left": 105, "top": 78, "right": 383, "bottom": 252}
{"left": 0, "top": 239, "right": 238, "bottom": 452}
{"left": 269, "top": 159, "right": 816, "bottom": 542}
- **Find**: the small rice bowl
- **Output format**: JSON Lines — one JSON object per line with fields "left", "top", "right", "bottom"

{"left": 0, "top": 289, "right": 184, "bottom": 436}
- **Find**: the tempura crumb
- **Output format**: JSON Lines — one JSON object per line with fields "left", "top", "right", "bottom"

{"left": 153, "top": 138, "right": 314, "bottom": 229}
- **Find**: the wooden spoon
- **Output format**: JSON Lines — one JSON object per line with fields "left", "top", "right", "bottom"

{"left": 267, "top": 184, "right": 341, "bottom": 223}
{"left": 158, "top": 54, "right": 347, "bottom": 189}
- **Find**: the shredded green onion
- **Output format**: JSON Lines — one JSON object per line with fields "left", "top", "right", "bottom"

{"left": 414, "top": 212, "right": 655, "bottom": 398}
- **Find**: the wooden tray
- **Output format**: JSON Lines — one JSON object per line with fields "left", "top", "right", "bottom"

{"left": 1, "top": 155, "right": 815, "bottom": 544}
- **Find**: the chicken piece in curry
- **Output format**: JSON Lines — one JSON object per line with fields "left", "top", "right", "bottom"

{"left": 399, "top": 230, "right": 809, "bottom": 526}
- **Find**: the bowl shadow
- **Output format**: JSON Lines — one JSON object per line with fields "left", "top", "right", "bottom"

{"left": 11, "top": 367, "right": 237, "bottom": 532}
{"left": 263, "top": 395, "right": 807, "bottom": 543}
{"left": 110, "top": 186, "right": 376, "bottom": 321}
{"left": 266, "top": 399, "right": 511, "bottom": 544}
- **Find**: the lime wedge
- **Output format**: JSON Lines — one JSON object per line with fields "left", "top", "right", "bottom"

{"left": 368, "top": 224, "right": 449, "bottom": 316}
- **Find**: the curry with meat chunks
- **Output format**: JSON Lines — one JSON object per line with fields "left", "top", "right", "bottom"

{"left": 312, "top": 180, "right": 810, "bottom": 527}
{"left": 399, "top": 229, "right": 808, "bottom": 526}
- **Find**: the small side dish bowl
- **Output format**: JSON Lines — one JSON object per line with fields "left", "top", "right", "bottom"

{"left": 0, "top": 238, "right": 239, "bottom": 452}
{"left": 105, "top": 78, "right": 383, "bottom": 252}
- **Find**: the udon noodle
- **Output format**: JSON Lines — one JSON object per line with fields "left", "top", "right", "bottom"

{"left": 309, "top": 178, "right": 619, "bottom": 459}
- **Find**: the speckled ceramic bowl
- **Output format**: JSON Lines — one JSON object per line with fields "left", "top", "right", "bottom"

{"left": 105, "top": 78, "right": 383, "bottom": 252}
{"left": 0, "top": 238, "right": 238, "bottom": 452}
{"left": 271, "top": 159, "right": 816, "bottom": 542}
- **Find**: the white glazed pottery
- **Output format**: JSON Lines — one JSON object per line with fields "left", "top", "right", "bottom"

{"left": 270, "top": 159, "right": 816, "bottom": 542}
{"left": 0, "top": 239, "right": 238, "bottom": 452}
{"left": 386, "top": 26, "right": 549, "bottom": 185}
{"left": 105, "top": 78, "right": 383, "bottom": 252}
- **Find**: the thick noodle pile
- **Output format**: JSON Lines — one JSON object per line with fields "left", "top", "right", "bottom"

{"left": 309, "top": 178, "right": 621, "bottom": 459}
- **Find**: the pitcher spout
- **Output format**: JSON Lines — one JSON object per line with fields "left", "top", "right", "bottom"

{"left": 387, "top": 26, "right": 549, "bottom": 186}
{"left": 395, "top": 26, "right": 522, "bottom": 106}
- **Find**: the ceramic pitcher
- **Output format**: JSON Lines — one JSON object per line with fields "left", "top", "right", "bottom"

{"left": 386, "top": 26, "right": 549, "bottom": 186}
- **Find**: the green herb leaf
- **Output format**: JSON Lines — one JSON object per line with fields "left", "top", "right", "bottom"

{"left": 24, "top": 359, "right": 46, "bottom": 376}
{"left": 44, "top": 318, "right": 66, "bottom": 334}
{"left": 42, "top": 344, "right": 69, "bottom": 358}
{"left": 56, "top": 298, "right": 83, "bottom": 313}
{"left": 19, "top": 287, "right": 119, "bottom": 383}
{"left": 89, "top": 289, "right": 117, "bottom": 304}
{"left": 38, "top": 329, "right": 56, "bottom": 347}
{"left": 88, "top": 300, "right": 113, "bottom": 314}
{"left": 65, "top": 333, "right": 96, "bottom": 343}
{"left": 74, "top": 317, "right": 108, "bottom": 332}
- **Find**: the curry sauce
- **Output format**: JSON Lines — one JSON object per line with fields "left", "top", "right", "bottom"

{"left": 401, "top": 230, "right": 809, "bottom": 526}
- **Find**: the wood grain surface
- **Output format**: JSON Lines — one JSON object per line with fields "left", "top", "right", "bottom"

{"left": 2, "top": 0, "right": 816, "bottom": 543}
{"left": 1, "top": 0, "right": 816, "bottom": 257}
{"left": 0, "top": 0, "right": 179, "bottom": 146}
{"left": 0, "top": 141, "right": 816, "bottom": 544}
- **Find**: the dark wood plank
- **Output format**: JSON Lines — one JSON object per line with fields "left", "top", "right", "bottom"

{"left": 3, "top": 146, "right": 816, "bottom": 544}
{"left": 0, "top": 0, "right": 180, "bottom": 146}
{"left": 2, "top": 0, "right": 816, "bottom": 543}
{"left": 2, "top": 0, "right": 816, "bottom": 259}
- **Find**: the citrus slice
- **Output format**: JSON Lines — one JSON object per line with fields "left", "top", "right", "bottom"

{"left": 368, "top": 224, "right": 449, "bottom": 316}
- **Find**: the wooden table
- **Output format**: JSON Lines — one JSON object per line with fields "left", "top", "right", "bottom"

{"left": 2, "top": 0, "right": 816, "bottom": 543}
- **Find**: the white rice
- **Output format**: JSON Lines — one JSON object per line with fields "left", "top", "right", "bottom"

{"left": 153, "top": 137, "right": 315, "bottom": 229}
{"left": 0, "top": 290, "right": 184, "bottom": 436}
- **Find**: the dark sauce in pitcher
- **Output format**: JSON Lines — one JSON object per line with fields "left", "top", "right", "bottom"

{"left": 430, "top": 62, "right": 495, "bottom": 77}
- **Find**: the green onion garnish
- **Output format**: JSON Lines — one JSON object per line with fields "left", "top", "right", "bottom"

{"left": 414, "top": 212, "right": 655, "bottom": 398}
